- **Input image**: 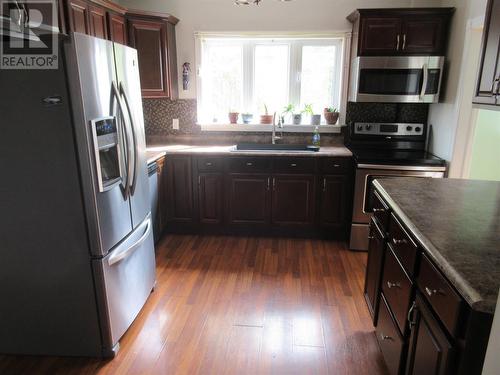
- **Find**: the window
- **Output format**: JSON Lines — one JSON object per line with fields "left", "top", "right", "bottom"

{"left": 197, "top": 36, "right": 345, "bottom": 125}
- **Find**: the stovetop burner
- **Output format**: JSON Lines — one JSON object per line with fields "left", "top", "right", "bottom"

{"left": 350, "top": 149, "right": 446, "bottom": 167}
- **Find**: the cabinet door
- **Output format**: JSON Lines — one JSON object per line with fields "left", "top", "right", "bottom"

{"left": 128, "top": 18, "right": 170, "bottom": 98}
{"left": 88, "top": 4, "right": 108, "bottom": 39}
{"left": 66, "top": 0, "right": 90, "bottom": 34}
{"left": 107, "top": 12, "right": 127, "bottom": 45}
{"left": 406, "top": 295, "right": 455, "bottom": 375}
{"left": 320, "top": 175, "right": 349, "bottom": 227}
{"left": 359, "top": 17, "right": 402, "bottom": 55}
{"left": 474, "top": 0, "right": 500, "bottom": 105}
{"left": 166, "top": 156, "right": 194, "bottom": 223}
{"left": 227, "top": 174, "right": 271, "bottom": 225}
{"left": 364, "top": 220, "right": 385, "bottom": 324}
{"left": 402, "top": 16, "right": 447, "bottom": 55}
{"left": 271, "top": 175, "right": 315, "bottom": 226}
{"left": 198, "top": 173, "right": 223, "bottom": 224}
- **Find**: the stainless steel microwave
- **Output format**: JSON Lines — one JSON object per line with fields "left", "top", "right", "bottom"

{"left": 349, "top": 56, "right": 445, "bottom": 103}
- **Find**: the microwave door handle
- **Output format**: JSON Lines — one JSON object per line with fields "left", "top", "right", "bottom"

{"left": 119, "top": 82, "right": 138, "bottom": 195}
{"left": 111, "top": 82, "right": 133, "bottom": 199}
{"left": 420, "top": 63, "right": 429, "bottom": 100}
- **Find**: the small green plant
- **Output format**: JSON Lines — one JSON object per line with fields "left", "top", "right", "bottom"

{"left": 325, "top": 107, "right": 338, "bottom": 113}
{"left": 263, "top": 103, "right": 269, "bottom": 115}
{"left": 282, "top": 104, "right": 295, "bottom": 115}
{"left": 303, "top": 104, "right": 314, "bottom": 116}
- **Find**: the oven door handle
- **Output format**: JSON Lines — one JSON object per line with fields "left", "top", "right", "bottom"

{"left": 420, "top": 63, "right": 429, "bottom": 100}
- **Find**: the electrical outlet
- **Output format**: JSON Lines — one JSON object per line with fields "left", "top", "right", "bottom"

{"left": 172, "top": 118, "right": 179, "bottom": 130}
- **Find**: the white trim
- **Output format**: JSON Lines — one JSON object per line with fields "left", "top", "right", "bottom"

{"left": 199, "top": 123, "right": 343, "bottom": 134}
{"left": 194, "top": 31, "right": 350, "bottom": 39}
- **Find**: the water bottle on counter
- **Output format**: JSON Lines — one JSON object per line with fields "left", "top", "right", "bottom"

{"left": 312, "top": 126, "right": 320, "bottom": 147}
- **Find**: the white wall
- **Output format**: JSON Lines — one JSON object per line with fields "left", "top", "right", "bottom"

{"left": 121, "top": 0, "right": 415, "bottom": 99}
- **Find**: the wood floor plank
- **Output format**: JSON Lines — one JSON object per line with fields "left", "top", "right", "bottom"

{"left": 0, "top": 235, "right": 388, "bottom": 375}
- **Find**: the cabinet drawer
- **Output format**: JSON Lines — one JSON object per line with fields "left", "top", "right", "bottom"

{"left": 376, "top": 294, "right": 404, "bottom": 375}
{"left": 320, "top": 157, "right": 352, "bottom": 174}
{"left": 417, "top": 254, "right": 463, "bottom": 337}
{"left": 389, "top": 214, "right": 418, "bottom": 276}
{"left": 382, "top": 244, "right": 413, "bottom": 334}
{"left": 372, "top": 190, "right": 390, "bottom": 231}
{"left": 228, "top": 157, "right": 272, "bottom": 173}
{"left": 273, "top": 157, "right": 316, "bottom": 174}
{"left": 197, "top": 157, "right": 223, "bottom": 172}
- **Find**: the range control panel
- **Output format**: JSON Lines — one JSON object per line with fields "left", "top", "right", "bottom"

{"left": 354, "top": 122, "right": 424, "bottom": 137}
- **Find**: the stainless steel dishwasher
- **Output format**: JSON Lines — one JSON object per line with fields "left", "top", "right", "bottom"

{"left": 147, "top": 162, "right": 160, "bottom": 244}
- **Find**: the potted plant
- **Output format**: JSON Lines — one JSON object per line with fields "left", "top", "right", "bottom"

{"left": 241, "top": 113, "right": 253, "bottom": 124}
{"left": 228, "top": 110, "right": 239, "bottom": 124}
{"left": 303, "top": 104, "right": 321, "bottom": 125}
{"left": 282, "top": 104, "right": 295, "bottom": 124}
{"left": 292, "top": 104, "right": 305, "bottom": 125}
{"left": 324, "top": 107, "right": 339, "bottom": 125}
{"left": 260, "top": 104, "right": 274, "bottom": 124}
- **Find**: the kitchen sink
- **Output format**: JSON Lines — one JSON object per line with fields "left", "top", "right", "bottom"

{"left": 234, "top": 143, "right": 320, "bottom": 152}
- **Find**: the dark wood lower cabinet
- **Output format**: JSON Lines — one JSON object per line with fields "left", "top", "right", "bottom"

{"left": 198, "top": 173, "right": 223, "bottom": 224}
{"left": 271, "top": 175, "right": 314, "bottom": 226}
{"left": 320, "top": 174, "right": 350, "bottom": 228}
{"left": 406, "top": 294, "right": 455, "bottom": 375}
{"left": 364, "top": 219, "right": 386, "bottom": 323}
{"left": 227, "top": 174, "right": 271, "bottom": 225}
{"left": 166, "top": 156, "right": 194, "bottom": 223}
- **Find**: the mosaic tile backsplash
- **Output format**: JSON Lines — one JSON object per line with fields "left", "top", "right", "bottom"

{"left": 142, "top": 99, "right": 429, "bottom": 146}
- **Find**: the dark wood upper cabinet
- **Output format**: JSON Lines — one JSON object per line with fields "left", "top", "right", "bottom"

{"left": 107, "top": 12, "right": 127, "bottom": 45}
{"left": 474, "top": 0, "right": 500, "bottom": 106}
{"left": 88, "top": 4, "right": 107, "bottom": 39}
{"left": 349, "top": 8, "right": 453, "bottom": 56}
{"left": 66, "top": 0, "right": 90, "bottom": 34}
{"left": 198, "top": 173, "right": 224, "bottom": 225}
{"left": 166, "top": 156, "right": 194, "bottom": 223}
{"left": 127, "top": 12, "right": 179, "bottom": 99}
{"left": 406, "top": 294, "right": 455, "bottom": 375}
{"left": 227, "top": 174, "right": 271, "bottom": 225}
{"left": 271, "top": 175, "right": 315, "bottom": 226}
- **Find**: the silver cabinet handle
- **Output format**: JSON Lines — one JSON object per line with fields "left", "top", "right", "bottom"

{"left": 380, "top": 333, "right": 393, "bottom": 341}
{"left": 290, "top": 163, "right": 297, "bottom": 167}
{"left": 408, "top": 301, "right": 417, "bottom": 329}
{"left": 392, "top": 238, "right": 407, "bottom": 245}
{"left": 333, "top": 164, "right": 340, "bottom": 168}
{"left": 373, "top": 208, "right": 385, "bottom": 213}
{"left": 206, "top": 162, "right": 213, "bottom": 166}
{"left": 246, "top": 162, "right": 253, "bottom": 166}
{"left": 402, "top": 34, "right": 406, "bottom": 50}
{"left": 272, "top": 177, "right": 276, "bottom": 191}
{"left": 396, "top": 34, "right": 400, "bottom": 50}
{"left": 198, "top": 175, "right": 201, "bottom": 186}
{"left": 267, "top": 177, "right": 270, "bottom": 191}
{"left": 323, "top": 178, "right": 327, "bottom": 192}
{"left": 368, "top": 235, "right": 375, "bottom": 240}
{"left": 387, "top": 281, "right": 401, "bottom": 289}
{"left": 425, "top": 287, "right": 443, "bottom": 297}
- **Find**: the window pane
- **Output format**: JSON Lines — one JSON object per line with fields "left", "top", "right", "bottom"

{"left": 300, "top": 45, "right": 337, "bottom": 114}
{"left": 254, "top": 44, "right": 289, "bottom": 115}
{"left": 201, "top": 43, "right": 243, "bottom": 122}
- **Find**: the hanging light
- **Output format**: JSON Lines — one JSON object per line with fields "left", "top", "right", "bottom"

{"left": 234, "top": 0, "right": 291, "bottom": 5}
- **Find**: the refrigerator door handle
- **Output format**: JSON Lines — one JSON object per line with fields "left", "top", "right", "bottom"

{"left": 108, "top": 216, "right": 152, "bottom": 266}
{"left": 119, "top": 82, "right": 138, "bottom": 195}
{"left": 111, "top": 82, "right": 134, "bottom": 199}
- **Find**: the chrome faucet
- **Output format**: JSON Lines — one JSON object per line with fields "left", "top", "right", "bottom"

{"left": 272, "top": 112, "right": 282, "bottom": 144}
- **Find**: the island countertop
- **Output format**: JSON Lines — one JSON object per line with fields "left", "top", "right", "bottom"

{"left": 374, "top": 177, "right": 500, "bottom": 314}
{"left": 145, "top": 144, "right": 353, "bottom": 158}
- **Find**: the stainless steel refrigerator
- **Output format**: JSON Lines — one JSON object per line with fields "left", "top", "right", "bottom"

{"left": 0, "top": 33, "right": 156, "bottom": 357}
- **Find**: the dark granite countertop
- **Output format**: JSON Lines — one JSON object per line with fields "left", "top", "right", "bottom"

{"left": 146, "top": 151, "right": 166, "bottom": 165}
{"left": 374, "top": 178, "right": 500, "bottom": 314}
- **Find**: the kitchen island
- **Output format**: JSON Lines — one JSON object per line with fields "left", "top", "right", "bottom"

{"left": 368, "top": 177, "right": 499, "bottom": 375}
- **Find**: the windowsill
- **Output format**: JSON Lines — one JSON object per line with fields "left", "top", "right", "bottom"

{"left": 199, "top": 123, "right": 344, "bottom": 134}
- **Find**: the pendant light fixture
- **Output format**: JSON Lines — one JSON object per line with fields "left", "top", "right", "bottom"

{"left": 234, "top": 0, "right": 292, "bottom": 5}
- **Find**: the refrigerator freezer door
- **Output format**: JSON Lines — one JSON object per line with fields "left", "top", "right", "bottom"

{"left": 69, "top": 33, "right": 133, "bottom": 256}
{"left": 93, "top": 214, "right": 156, "bottom": 349}
{"left": 113, "top": 43, "right": 151, "bottom": 229}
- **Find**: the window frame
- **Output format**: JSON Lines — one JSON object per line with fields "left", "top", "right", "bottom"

{"left": 195, "top": 32, "right": 350, "bottom": 129}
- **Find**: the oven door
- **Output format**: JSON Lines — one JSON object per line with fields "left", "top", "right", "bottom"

{"left": 350, "top": 164, "right": 445, "bottom": 251}
{"left": 350, "top": 56, "right": 445, "bottom": 103}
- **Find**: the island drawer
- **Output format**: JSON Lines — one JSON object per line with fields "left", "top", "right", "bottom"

{"left": 417, "top": 254, "right": 463, "bottom": 337}
{"left": 388, "top": 214, "right": 419, "bottom": 276}
{"left": 273, "top": 157, "right": 316, "bottom": 174}
{"left": 228, "top": 157, "right": 272, "bottom": 173}
{"left": 382, "top": 244, "right": 414, "bottom": 335}
{"left": 372, "top": 190, "right": 390, "bottom": 231}
{"left": 376, "top": 294, "right": 404, "bottom": 375}
{"left": 197, "top": 157, "right": 223, "bottom": 172}
{"left": 320, "top": 157, "right": 352, "bottom": 174}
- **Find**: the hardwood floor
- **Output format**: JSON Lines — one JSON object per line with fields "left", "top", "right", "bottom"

{"left": 0, "top": 235, "right": 388, "bottom": 375}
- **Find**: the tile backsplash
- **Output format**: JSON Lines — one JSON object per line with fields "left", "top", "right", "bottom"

{"left": 142, "top": 99, "right": 430, "bottom": 146}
